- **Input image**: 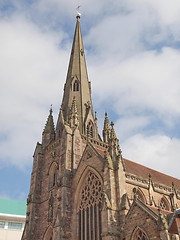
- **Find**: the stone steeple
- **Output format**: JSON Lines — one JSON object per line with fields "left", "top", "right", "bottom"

{"left": 59, "top": 16, "right": 97, "bottom": 137}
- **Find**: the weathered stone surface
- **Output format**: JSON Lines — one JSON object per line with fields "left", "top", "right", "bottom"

{"left": 21, "top": 16, "right": 180, "bottom": 240}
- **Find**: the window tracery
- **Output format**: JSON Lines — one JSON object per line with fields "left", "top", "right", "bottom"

{"left": 160, "top": 197, "right": 169, "bottom": 210}
{"left": 87, "top": 121, "right": 93, "bottom": 138}
{"left": 78, "top": 171, "right": 103, "bottom": 240}
{"left": 132, "top": 227, "right": 148, "bottom": 240}
{"left": 136, "top": 188, "right": 146, "bottom": 203}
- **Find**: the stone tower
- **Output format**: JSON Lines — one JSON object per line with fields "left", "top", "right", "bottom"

{"left": 22, "top": 16, "right": 180, "bottom": 240}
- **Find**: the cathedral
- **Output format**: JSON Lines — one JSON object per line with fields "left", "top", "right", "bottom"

{"left": 22, "top": 16, "right": 180, "bottom": 240}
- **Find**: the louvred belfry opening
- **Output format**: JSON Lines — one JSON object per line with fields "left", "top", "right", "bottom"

{"left": 78, "top": 171, "right": 103, "bottom": 240}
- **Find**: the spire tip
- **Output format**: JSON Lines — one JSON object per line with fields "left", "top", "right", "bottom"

{"left": 76, "top": 5, "right": 81, "bottom": 19}
{"left": 50, "top": 104, "right": 53, "bottom": 114}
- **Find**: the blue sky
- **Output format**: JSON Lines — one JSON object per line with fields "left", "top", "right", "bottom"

{"left": 0, "top": 0, "right": 180, "bottom": 201}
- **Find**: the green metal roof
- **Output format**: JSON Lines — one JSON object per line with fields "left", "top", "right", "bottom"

{"left": 0, "top": 198, "right": 26, "bottom": 216}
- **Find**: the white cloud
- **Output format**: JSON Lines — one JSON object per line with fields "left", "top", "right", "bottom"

{"left": 122, "top": 134, "right": 180, "bottom": 179}
{"left": 0, "top": 16, "right": 69, "bottom": 168}
{"left": 91, "top": 47, "right": 180, "bottom": 121}
{"left": 115, "top": 115, "right": 151, "bottom": 139}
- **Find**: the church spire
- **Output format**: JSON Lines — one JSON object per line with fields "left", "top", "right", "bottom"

{"left": 59, "top": 16, "right": 98, "bottom": 138}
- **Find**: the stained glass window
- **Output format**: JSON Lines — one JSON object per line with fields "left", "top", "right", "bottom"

{"left": 78, "top": 171, "right": 103, "bottom": 240}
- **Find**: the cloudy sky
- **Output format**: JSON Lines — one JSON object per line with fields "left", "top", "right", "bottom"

{"left": 0, "top": 0, "right": 180, "bottom": 201}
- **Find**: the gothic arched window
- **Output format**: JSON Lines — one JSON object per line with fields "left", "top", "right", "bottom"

{"left": 160, "top": 196, "right": 169, "bottom": 211}
{"left": 132, "top": 227, "right": 149, "bottom": 240}
{"left": 73, "top": 80, "right": 79, "bottom": 91}
{"left": 49, "top": 163, "right": 57, "bottom": 189}
{"left": 136, "top": 188, "right": 146, "bottom": 203}
{"left": 87, "top": 121, "right": 94, "bottom": 138}
{"left": 78, "top": 171, "right": 103, "bottom": 240}
{"left": 53, "top": 172, "right": 56, "bottom": 187}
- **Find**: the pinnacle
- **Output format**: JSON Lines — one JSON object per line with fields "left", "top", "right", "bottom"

{"left": 110, "top": 121, "right": 117, "bottom": 140}
{"left": 103, "top": 112, "right": 110, "bottom": 131}
{"left": 71, "top": 96, "right": 78, "bottom": 115}
{"left": 43, "top": 106, "right": 55, "bottom": 134}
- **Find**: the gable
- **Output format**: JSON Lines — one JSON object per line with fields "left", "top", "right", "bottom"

{"left": 72, "top": 143, "right": 104, "bottom": 191}
{"left": 122, "top": 199, "right": 160, "bottom": 239}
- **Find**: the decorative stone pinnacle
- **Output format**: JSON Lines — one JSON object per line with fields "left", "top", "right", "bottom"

{"left": 110, "top": 121, "right": 117, "bottom": 140}
{"left": 43, "top": 107, "right": 55, "bottom": 135}
{"left": 71, "top": 96, "right": 78, "bottom": 114}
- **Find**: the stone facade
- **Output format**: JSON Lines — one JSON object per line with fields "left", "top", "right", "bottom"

{"left": 22, "top": 16, "right": 180, "bottom": 240}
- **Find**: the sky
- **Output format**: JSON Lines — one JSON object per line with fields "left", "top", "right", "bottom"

{"left": 0, "top": 0, "right": 180, "bottom": 201}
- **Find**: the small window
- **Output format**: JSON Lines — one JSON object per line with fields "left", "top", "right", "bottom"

{"left": 87, "top": 121, "right": 94, "bottom": 138}
{"left": 8, "top": 222, "right": 22, "bottom": 230}
{"left": 136, "top": 188, "right": 146, "bottom": 203}
{"left": 132, "top": 227, "right": 149, "bottom": 240}
{"left": 49, "top": 163, "right": 57, "bottom": 189}
{"left": 53, "top": 172, "right": 56, "bottom": 187}
{"left": 90, "top": 126, "right": 93, "bottom": 138}
{"left": 160, "top": 197, "right": 169, "bottom": 210}
{"left": 0, "top": 221, "right": 5, "bottom": 229}
{"left": 73, "top": 80, "right": 79, "bottom": 91}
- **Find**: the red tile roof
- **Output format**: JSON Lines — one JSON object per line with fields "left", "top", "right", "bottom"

{"left": 124, "top": 158, "right": 180, "bottom": 190}
{"left": 147, "top": 205, "right": 173, "bottom": 215}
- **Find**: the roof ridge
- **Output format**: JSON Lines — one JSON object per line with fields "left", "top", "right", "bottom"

{"left": 123, "top": 157, "right": 180, "bottom": 182}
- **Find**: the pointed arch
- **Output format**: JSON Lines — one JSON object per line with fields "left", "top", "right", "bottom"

{"left": 49, "top": 162, "right": 58, "bottom": 189}
{"left": 136, "top": 188, "right": 147, "bottom": 204}
{"left": 75, "top": 166, "right": 103, "bottom": 209}
{"left": 43, "top": 226, "right": 53, "bottom": 240}
{"left": 73, "top": 79, "right": 79, "bottom": 91}
{"left": 86, "top": 120, "right": 94, "bottom": 138}
{"left": 74, "top": 167, "right": 103, "bottom": 240}
{"left": 159, "top": 196, "right": 170, "bottom": 211}
{"left": 131, "top": 226, "right": 149, "bottom": 240}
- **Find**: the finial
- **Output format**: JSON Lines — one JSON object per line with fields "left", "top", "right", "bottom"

{"left": 111, "top": 121, "right": 114, "bottom": 127}
{"left": 105, "top": 112, "right": 107, "bottom": 116}
{"left": 76, "top": 6, "right": 81, "bottom": 19}
{"left": 50, "top": 104, "right": 53, "bottom": 114}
